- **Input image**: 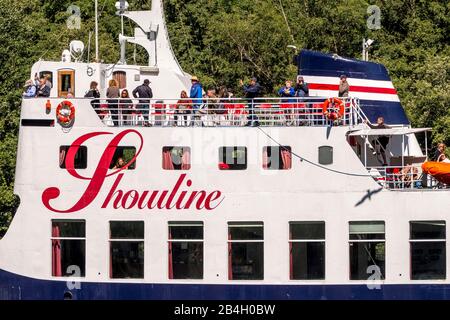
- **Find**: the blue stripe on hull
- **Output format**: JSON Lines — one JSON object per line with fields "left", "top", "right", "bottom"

{"left": 1, "top": 269, "right": 450, "bottom": 300}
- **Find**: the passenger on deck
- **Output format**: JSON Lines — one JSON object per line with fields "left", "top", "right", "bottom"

{"left": 400, "top": 163, "right": 420, "bottom": 188}
{"left": 36, "top": 77, "right": 51, "bottom": 97}
{"left": 190, "top": 76, "right": 203, "bottom": 126}
{"left": 278, "top": 80, "right": 296, "bottom": 125}
{"left": 113, "top": 157, "right": 127, "bottom": 170}
{"left": 295, "top": 76, "right": 309, "bottom": 97}
{"left": 176, "top": 90, "right": 192, "bottom": 127}
{"left": 206, "top": 88, "right": 220, "bottom": 126}
{"left": 364, "top": 117, "right": 391, "bottom": 166}
{"left": 132, "top": 79, "right": 153, "bottom": 127}
{"left": 338, "top": 74, "right": 349, "bottom": 98}
{"left": 435, "top": 143, "right": 450, "bottom": 163}
{"left": 23, "top": 79, "right": 36, "bottom": 97}
{"left": 84, "top": 81, "right": 101, "bottom": 113}
{"left": 295, "top": 76, "right": 310, "bottom": 125}
{"left": 216, "top": 86, "right": 230, "bottom": 125}
{"left": 119, "top": 89, "right": 134, "bottom": 126}
{"left": 240, "top": 77, "right": 261, "bottom": 127}
{"left": 107, "top": 79, "right": 120, "bottom": 126}
{"left": 66, "top": 88, "right": 74, "bottom": 98}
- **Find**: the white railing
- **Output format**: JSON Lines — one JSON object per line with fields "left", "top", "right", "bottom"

{"left": 368, "top": 165, "right": 448, "bottom": 190}
{"left": 86, "top": 96, "right": 367, "bottom": 127}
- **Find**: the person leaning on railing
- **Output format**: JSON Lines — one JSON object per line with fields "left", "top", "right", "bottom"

{"left": 240, "top": 77, "right": 261, "bottom": 127}
{"left": 132, "top": 79, "right": 153, "bottom": 127}
{"left": 84, "top": 81, "right": 101, "bottom": 114}
{"left": 278, "top": 80, "right": 296, "bottom": 126}
{"left": 175, "top": 90, "right": 193, "bottom": 127}
{"left": 107, "top": 79, "right": 120, "bottom": 126}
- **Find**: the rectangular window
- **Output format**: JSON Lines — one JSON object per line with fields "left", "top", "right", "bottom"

{"left": 168, "top": 222, "right": 203, "bottom": 279}
{"left": 318, "top": 146, "right": 333, "bottom": 165}
{"left": 59, "top": 146, "right": 87, "bottom": 169}
{"left": 410, "top": 221, "right": 446, "bottom": 280}
{"left": 228, "top": 222, "right": 264, "bottom": 280}
{"left": 219, "top": 147, "right": 247, "bottom": 170}
{"left": 109, "top": 221, "right": 144, "bottom": 279}
{"left": 108, "top": 146, "right": 136, "bottom": 170}
{"left": 51, "top": 220, "right": 85, "bottom": 277}
{"left": 263, "top": 146, "right": 292, "bottom": 170}
{"left": 289, "top": 222, "right": 325, "bottom": 280}
{"left": 162, "top": 147, "right": 191, "bottom": 170}
{"left": 349, "top": 221, "right": 385, "bottom": 280}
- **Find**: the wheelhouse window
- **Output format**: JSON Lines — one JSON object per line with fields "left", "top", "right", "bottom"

{"left": 349, "top": 221, "right": 385, "bottom": 280}
{"left": 108, "top": 146, "right": 136, "bottom": 170}
{"left": 318, "top": 146, "right": 333, "bottom": 165}
{"left": 168, "top": 222, "right": 203, "bottom": 279}
{"left": 219, "top": 147, "right": 247, "bottom": 170}
{"left": 162, "top": 147, "right": 191, "bottom": 170}
{"left": 263, "top": 146, "right": 292, "bottom": 170}
{"left": 228, "top": 222, "right": 264, "bottom": 280}
{"left": 109, "top": 221, "right": 144, "bottom": 279}
{"left": 289, "top": 222, "right": 325, "bottom": 280}
{"left": 51, "top": 220, "right": 85, "bottom": 277}
{"left": 59, "top": 146, "right": 87, "bottom": 169}
{"left": 58, "top": 69, "right": 75, "bottom": 98}
{"left": 410, "top": 221, "right": 446, "bottom": 280}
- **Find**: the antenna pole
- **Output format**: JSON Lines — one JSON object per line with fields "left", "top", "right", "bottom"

{"left": 95, "top": 0, "right": 99, "bottom": 62}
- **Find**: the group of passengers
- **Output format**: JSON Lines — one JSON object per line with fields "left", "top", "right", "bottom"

{"left": 23, "top": 74, "right": 53, "bottom": 98}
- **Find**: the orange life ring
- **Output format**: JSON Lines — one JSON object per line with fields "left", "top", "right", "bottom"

{"left": 56, "top": 100, "right": 75, "bottom": 125}
{"left": 322, "top": 97, "right": 345, "bottom": 119}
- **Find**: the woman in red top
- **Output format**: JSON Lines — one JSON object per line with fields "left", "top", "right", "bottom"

{"left": 176, "top": 90, "right": 193, "bottom": 126}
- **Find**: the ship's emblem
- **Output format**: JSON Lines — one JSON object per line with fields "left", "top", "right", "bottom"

{"left": 42, "top": 129, "right": 224, "bottom": 213}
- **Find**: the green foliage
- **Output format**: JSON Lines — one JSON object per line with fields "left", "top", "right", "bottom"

{"left": 0, "top": 0, "right": 449, "bottom": 236}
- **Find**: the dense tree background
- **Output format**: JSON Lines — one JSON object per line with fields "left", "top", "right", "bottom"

{"left": 0, "top": 0, "right": 448, "bottom": 237}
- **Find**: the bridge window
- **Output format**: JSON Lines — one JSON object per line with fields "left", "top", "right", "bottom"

{"left": 318, "top": 146, "right": 333, "bottom": 165}
{"left": 162, "top": 147, "right": 191, "bottom": 170}
{"left": 263, "top": 146, "right": 292, "bottom": 170}
{"left": 219, "top": 147, "right": 247, "bottom": 170}
{"left": 410, "top": 221, "right": 446, "bottom": 280}
{"left": 349, "top": 221, "right": 385, "bottom": 280}
{"left": 109, "top": 221, "right": 144, "bottom": 279}
{"left": 59, "top": 146, "right": 87, "bottom": 169}
{"left": 228, "top": 222, "right": 264, "bottom": 280}
{"left": 289, "top": 222, "right": 325, "bottom": 280}
{"left": 168, "top": 222, "right": 203, "bottom": 279}
{"left": 51, "top": 220, "right": 85, "bottom": 277}
{"left": 108, "top": 146, "right": 136, "bottom": 170}
{"left": 58, "top": 69, "right": 75, "bottom": 98}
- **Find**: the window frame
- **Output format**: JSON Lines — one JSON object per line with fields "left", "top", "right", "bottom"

{"left": 348, "top": 221, "right": 386, "bottom": 281}
{"left": 59, "top": 145, "right": 88, "bottom": 169}
{"left": 289, "top": 221, "right": 325, "bottom": 280}
{"left": 409, "top": 220, "right": 446, "bottom": 280}
{"left": 108, "top": 146, "right": 137, "bottom": 170}
{"left": 219, "top": 146, "right": 248, "bottom": 171}
{"left": 51, "top": 219, "right": 86, "bottom": 278}
{"left": 109, "top": 221, "right": 145, "bottom": 279}
{"left": 263, "top": 146, "right": 292, "bottom": 170}
{"left": 162, "top": 146, "right": 191, "bottom": 170}
{"left": 318, "top": 145, "right": 333, "bottom": 165}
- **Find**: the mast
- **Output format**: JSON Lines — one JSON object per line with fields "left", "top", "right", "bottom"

{"left": 95, "top": 0, "right": 99, "bottom": 62}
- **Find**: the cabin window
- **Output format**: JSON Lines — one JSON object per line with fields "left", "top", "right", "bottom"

{"left": 289, "top": 222, "right": 325, "bottom": 280}
{"left": 59, "top": 146, "right": 87, "bottom": 169}
{"left": 108, "top": 146, "right": 136, "bottom": 170}
{"left": 219, "top": 147, "right": 247, "bottom": 170}
{"left": 51, "top": 220, "right": 85, "bottom": 277}
{"left": 162, "top": 147, "right": 191, "bottom": 170}
{"left": 349, "top": 221, "right": 385, "bottom": 280}
{"left": 168, "top": 222, "right": 203, "bottom": 279}
{"left": 318, "top": 146, "right": 333, "bottom": 165}
{"left": 58, "top": 69, "right": 75, "bottom": 98}
{"left": 39, "top": 71, "right": 53, "bottom": 87}
{"left": 109, "top": 221, "right": 144, "bottom": 279}
{"left": 410, "top": 221, "right": 446, "bottom": 280}
{"left": 262, "top": 146, "right": 292, "bottom": 170}
{"left": 113, "top": 71, "right": 127, "bottom": 89}
{"left": 228, "top": 222, "right": 264, "bottom": 280}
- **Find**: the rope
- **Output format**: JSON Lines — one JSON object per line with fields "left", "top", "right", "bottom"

{"left": 257, "top": 126, "right": 372, "bottom": 177}
{"left": 278, "top": 0, "right": 295, "bottom": 45}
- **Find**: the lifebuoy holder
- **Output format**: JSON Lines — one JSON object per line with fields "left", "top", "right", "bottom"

{"left": 322, "top": 98, "right": 345, "bottom": 120}
{"left": 56, "top": 100, "right": 75, "bottom": 127}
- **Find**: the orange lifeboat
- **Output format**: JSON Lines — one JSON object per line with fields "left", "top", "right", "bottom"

{"left": 422, "top": 161, "right": 450, "bottom": 185}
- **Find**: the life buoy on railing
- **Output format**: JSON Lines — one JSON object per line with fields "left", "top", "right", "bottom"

{"left": 322, "top": 97, "right": 345, "bottom": 120}
{"left": 56, "top": 100, "right": 75, "bottom": 127}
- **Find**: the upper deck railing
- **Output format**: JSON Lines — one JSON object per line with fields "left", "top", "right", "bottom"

{"left": 85, "top": 96, "right": 367, "bottom": 127}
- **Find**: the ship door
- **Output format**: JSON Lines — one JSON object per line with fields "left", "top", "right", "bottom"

{"left": 58, "top": 69, "right": 75, "bottom": 98}
{"left": 113, "top": 71, "right": 127, "bottom": 89}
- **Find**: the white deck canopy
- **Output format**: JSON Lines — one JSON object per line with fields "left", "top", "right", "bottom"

{"left": 348, "top": 127, "right": 432, "bottom": 136}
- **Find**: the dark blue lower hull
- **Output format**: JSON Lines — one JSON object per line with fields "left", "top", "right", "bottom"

{"left": 1, "top": 269, "right": 449, "bottom": 300}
